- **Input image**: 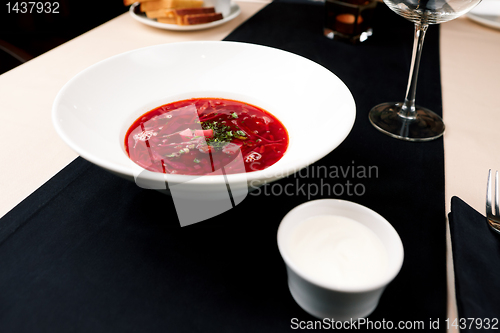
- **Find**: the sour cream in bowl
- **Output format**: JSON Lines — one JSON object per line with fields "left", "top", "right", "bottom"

{"left": 277, "top": 199, "right": 404, "bottom": 320}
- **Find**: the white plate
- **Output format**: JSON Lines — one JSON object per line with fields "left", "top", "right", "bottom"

{"left": 467, "top": 0, "right": 500, "bottom": 30}
{"left": 129, "top": 2, "right": 241, "bottom": 31}
{"left": 52, "top": 41, "right": 355, "bottom": 195}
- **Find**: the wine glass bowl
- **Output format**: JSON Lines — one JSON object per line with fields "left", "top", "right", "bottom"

{"left": 369, "top": 0, "right": 482, "bottom": 141}
{"left": 384, "top": 0, "right": 483, "bottom": 24}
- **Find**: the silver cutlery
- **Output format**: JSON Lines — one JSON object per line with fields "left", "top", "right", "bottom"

{"left": 486, "top": 169, "right": 500, "bottom": 234}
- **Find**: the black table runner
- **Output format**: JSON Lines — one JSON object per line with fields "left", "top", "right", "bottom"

{"left": 0, "top": 2, "right": 446, "bottom": 332}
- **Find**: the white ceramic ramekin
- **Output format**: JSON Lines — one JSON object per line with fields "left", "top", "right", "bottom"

{"left": 277, "top": 199, "right": 404, "bottom": 321}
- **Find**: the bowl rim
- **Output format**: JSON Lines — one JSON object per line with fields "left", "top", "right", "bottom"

{"left": 52, "top": 41, "right": 356, "bottom": 185}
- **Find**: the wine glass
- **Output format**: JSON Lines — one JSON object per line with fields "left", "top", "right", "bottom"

{"left": 369, "top": 0, "right": 482, "bottom": 141}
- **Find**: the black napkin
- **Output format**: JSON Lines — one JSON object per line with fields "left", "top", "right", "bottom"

{"left": 0, "top": 1, "right": 447, "bottom": 332}
{"left": 449, "top": 196, "right": 500, "bottom": 330}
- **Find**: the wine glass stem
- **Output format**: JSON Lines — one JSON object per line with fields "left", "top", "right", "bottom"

{"left": 400, "top": 23, "right": 429, "bottom": 119}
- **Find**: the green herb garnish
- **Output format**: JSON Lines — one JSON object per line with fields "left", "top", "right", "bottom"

{"left": 201, "top": 120, "right": 235, "bottom": 150}
{"left": 231, "top": 112, "right": 238, "bottom": 119}
{"left": 193, "top": 158, "right": 200, "bottom": 163}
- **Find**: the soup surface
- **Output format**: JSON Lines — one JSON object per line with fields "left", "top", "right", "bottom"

{"left": 125, "top": 98, "right": 288, "bottom": 175}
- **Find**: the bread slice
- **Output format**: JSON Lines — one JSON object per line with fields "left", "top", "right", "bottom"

{"left": 147, "top": 6, "right": 215, "bottom": 19}
{"left": 178, "top": 12, "right": 223, "bottom": 25}
{"left": 123, "top": 0, "right": 156, "bottom": 6}
{"left": 168, "top": 7, "right": 215, "bottom": 16}
{"left": 157, "top": 17, "right": 177, "bottom": 24}
{"left": 145, "top": 8, "right": 170, "bottom": 18}
{"left": 140, "top": 0, "right": 203, "bottom": 11}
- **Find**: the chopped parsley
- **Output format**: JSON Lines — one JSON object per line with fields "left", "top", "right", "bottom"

{"left": 201, "top": 121, "right": 233, "bottom": 150}
{"left": 201, "top": 119, "right": 246, "bottom": 150}
{"left": 231, "top": 112, "right": 238, "bottom": 119}
{"left": 193, "top": 158, "right": 201, "bottom": 163}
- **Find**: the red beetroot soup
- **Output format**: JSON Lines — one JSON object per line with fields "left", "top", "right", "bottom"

{"left": 125, "top": 98, "right": 289, "bottom": 175}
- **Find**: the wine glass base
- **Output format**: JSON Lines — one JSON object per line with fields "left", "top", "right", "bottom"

{"left": 369, "top": 102, "right": 445, "bottom": 142}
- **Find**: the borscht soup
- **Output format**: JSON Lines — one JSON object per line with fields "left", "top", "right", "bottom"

{"left": 125, "top": 98, "right": 289, "bottom": 175}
